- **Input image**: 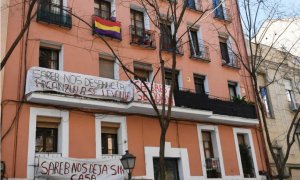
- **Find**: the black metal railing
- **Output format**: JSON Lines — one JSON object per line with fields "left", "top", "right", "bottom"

{"left": 129, "top": 25, "right": 156, "bottom": 49}
{"left": 37, "top": 1, "right": 72, "bottom": 29}
{"left": 161, "top": 38, "right": 184, "bottom": 55}
{"left": 205, "top": 158, "right": 222, "bottom": 178}
{"left": 189, "top": 43, "right": 210, "bottom": 61}
{"left": 222, "top": 51, "right": 241, "bottom": 68}
{"left": 214, "top": 7, "right": 231, "bottom": 22}
{"left": 174, "top": 89, "right": 257, "bottom": 119}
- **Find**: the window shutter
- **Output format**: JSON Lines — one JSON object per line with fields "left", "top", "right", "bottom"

{"left": 37, "top": 116, "right": 60, "bottom": 128}
{"left": 99, "top": 59, "right": 115, "bottom": 79}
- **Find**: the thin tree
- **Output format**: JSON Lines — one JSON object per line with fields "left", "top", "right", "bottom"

{"left": 217, "top": 0, "right": 300, "bottom": 179}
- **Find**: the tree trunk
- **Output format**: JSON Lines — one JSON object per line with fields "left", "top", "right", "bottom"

{"left": 159, "top": 127, "right": 167, "bottom": 180}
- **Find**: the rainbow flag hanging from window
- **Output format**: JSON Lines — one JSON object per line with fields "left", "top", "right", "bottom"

{"left": 93, "top": 16, "right": 121, "bottom": 40}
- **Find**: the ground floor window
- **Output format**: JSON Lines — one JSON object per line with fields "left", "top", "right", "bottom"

{"left": 237, "top": 134, "right": 256, "bottom": 178}
{"left": 153, "top": 158, "right": 179, "bottom": 180}
{"left": 101, "top": 122, "right": 120, "bottom": 155}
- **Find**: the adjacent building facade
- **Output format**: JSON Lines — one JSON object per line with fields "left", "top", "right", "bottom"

{"left": 254, "top": 43, "right": 300, "bottom": 179}
{"left": 2, "top": 0, "right": 267, "bottom": 179}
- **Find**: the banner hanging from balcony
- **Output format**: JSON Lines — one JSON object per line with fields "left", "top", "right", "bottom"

{"left": 26, "top": 67, "right": 133, "bottom": 102}
{"left": 35, "top": 156, "right": 126, "bottom": 179}
{"left": 134, "top": 80, "right": 174, "bottom": 105}
{"left": 93, "top": 16, "right": 121, "bottom": 40}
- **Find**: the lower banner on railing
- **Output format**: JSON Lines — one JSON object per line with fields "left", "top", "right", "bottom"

{"left": 36, "top": 156, "right": 126, "bottom": 180}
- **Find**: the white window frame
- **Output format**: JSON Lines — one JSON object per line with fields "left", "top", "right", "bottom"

{"left": 40, "top": 41, "right": 64, "bottom": 71}
{"left": 194, "top": 73, "right": 209, "bottom": 94}
{"left": 114, "top": 58, "right": 119, "bottom": 80}
{"left": 233, "top": 128, "right": 259, "bottom": 179}
{"left": 197, "top": 125, "right": 225, "bottom": 178}
{"left": 95, "top": 114, "right": 128, "bottom": 158}
{"left": 228, "top": 81, "right": 241, "bottom": 98}
{"left": 27, "top": 107, "right": 69, "bottom": 179}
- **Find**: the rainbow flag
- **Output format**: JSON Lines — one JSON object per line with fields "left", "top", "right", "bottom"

{"left": 93, "top": 16, "right": 121, "bottom": 40}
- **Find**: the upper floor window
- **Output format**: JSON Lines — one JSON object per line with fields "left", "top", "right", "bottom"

{"left": 228, "top": 81, "right": 238, "bottom": 99}
{"left": 165, "top": 69, "right": 179, "bottom": 91}
{"left": 212, "top": 0, "right": 224, "bottom": 19}
{"left": 194, "top": 74, "right": 206, "bottom": 95}
{"left": 99, "top": 58, "right": 115, "bottom": 79}
{"left": 187, "top": 0, "right": 196, "bottom": 9}
{"left": 39, "top": 47, "right": 59, "bottom": 70}
{"left": 260, "top": 87, "right": 273, "bottom": 118}
{"left": 284, "top": 79, "right": 298, "bottom": 110}
{"left": 133, "top": 61, "right": 152, "bottom": 82}
{"left": 219, "top": 37, "right": 230, "bottom": 64}
{"left": 189, "top": 29, "right": 201, "bottom": 57}
{"left": 131, "top": 10, "right": 144, "bottom": 38}
{"left": 94, "top": 0, "right": 111, "bottom": 20}
{"left": 160, "top": 23, "right": 172, "bottom": 51}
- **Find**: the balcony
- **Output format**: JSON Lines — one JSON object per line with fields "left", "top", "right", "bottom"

{"left": 189, "top": 44, "right": 210, "bottom": 62}
{"left": 214, "top": 7, "right": 231, "bottom": 22}
{"left": 174, "top": 90, "right": 257, "bottom": 119}
{"left": 161, "top": 38, "right": 184, "bottom": 55}
{"left": 222, "top": 52, "right": 241, "bottom": 69}
{"left": 129, "top": 25, "right": 156, "bottom": 49}
{"left": 206, "top": 158, "right": 222, "bottom": 178}
{"left": 37, "top": 2, "right": 72, "bottom": 29}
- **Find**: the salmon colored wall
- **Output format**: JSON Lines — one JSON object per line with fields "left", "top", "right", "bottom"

{"left": 69, "top": 111, "right": 96, "bottom": 158}
{"left": 219, "top": 125, "right": 240, "bottom": 176}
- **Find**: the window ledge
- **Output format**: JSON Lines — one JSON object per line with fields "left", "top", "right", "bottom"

{"left": 213, "top": 16, "right": 231, "bottom": 23}
{"left": 186, "top": 7, "right": 203, "bottom": 13}
{"left": 190, "top": 55, "right": 210, "bottom": 62}
{"left": 222, "top": 63, "right": 240, "bottom": 69}
{"left": 161, "top": 49, "right": 184, "bottom": 56}
{"left": 130, "top": 42, "right": 156, "bottom": 50}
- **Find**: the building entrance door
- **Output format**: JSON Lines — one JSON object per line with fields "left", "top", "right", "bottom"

{"left": 153, "top": 158, "right": 180, "bottom": 180}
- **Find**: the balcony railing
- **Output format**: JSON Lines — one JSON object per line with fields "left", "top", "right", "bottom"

{"left": 205, "top": 158, "right": 222, "bottom": 178}
{"left": 174, "top": 89, "right": 257, "bottom": 119}
{"left": 161, "top": 38, "right": 184, "bottom": 55}
{"left": 129, "top": 25, "right": 156, "bottom": 49}
{"left": 189, "top": 44, "right": 210, "bottom": 62}
{"left": 214, "top": 7, "right": 231, "bottom": 22}
{"left": 37, "top": 2, "right": 72, "bottom": 29}
{"left": 222, "top": 51, "right": 241, "bottom": 69}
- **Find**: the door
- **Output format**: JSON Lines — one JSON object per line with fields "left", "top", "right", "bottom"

{"left": 153, "top": 158, "right": 180, "bottom": 180}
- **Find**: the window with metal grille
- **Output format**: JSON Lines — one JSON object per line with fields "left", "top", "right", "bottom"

{"left": 94, "top": 0, "right": 111, "bottom": 20}
{"left": 35, "top": 116, "right": 60, "bottom": 153}
{"left": 194, "top": 74, "right": 206, "bottom": 95}
{"left": 39, "top": 47, "right": 59, "bottom": 70}
{"left": 131, "top": 10, "right": 144, "bottom": 39}
{"left": 160, "top": 23, "right": 172, "bottom": 51}
{"left": 101, "top": 122, "right": 119, "bottom": 154}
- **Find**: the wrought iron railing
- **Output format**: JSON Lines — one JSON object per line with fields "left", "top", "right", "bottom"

{"left": 129, "top": 25, "right": 156, "bottom": 49}
{"left": 37, "top": 1, "right": 72, "bottom": 29}
{"left": 189, "top": 43, "right": 210, "bottom": 61}
{"left": 222, "top": 51, "right": 241, "bottom": 68}
{"left": 205, "top": 158, "right": 222, "bottom": 178}
{"left": 173, "top": 89, "right": 257, "bottom": 119}
{"left": 214, "top": 7, "right": 231, "bottom": 22}
{"left": 161, "top": 38, "right": 184, "bottom": 55}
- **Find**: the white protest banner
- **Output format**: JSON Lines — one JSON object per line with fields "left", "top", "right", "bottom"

{"left": 36, "top": 156, "right": 126, "bottom": 180}
{"left": 26, "top": 67, "right": 134, "bottom": 102}
{"left": 133, "top": 80, "right": 174, "bottom": 105}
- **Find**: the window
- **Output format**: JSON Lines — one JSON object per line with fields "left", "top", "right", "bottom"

{"left": 35, "top": 116, "right": 60, "bottom": 153}
{"left": 219, "top": 37, "right": 230, "bottom": 64}
{"left": 189, "top": 29, "right": 201, "bottom": 57}
{"left": 194, "top": 74, "right": 206, "bottom": 95}
{"left": 228, "top": 82, "right": 238, "bottom": 99}
{"left": 212, "top": 0, "right": 224, "bottom": 19}
{"left": 99, "top": 58, "right": 115, "bottom": 79}
{"left": 260, "top": 86, "right": 273, "bottom": 118}
{"left": 153, "top": 158, "right": 179, "bottom": 180}
{"left": 160, "top": 23, "right": 172, "bottom": 51}
{"left": 165, "top": 69, "right": 179, "bottom": 91}
{"left": 101, "top": 122, "right": 119, "bottom": 154}
{"left": 133, "top": 62, "right": 152, "bottom": 82}
{"left": 131, "top": 9, "right": 145, "bottom": 39}
{"left": 202, "top": 131, "right": 214, "bottom": 159}
{"left": 41, "top": 0, "right": 62, "bottom": 14}
{"left": 39, "top": 47, "right": 59, "bottom": 70}
{"left": 94, "top": 0, "right": 111, "bottom": 20}
{"left": 187, "top": 0, "right": 196, "bottom": 9}
{"left": 237, "top": 134, "right": 256, "bottom": 178}
{"left": 284, "top": 79, "right": 297, "bottom": 110}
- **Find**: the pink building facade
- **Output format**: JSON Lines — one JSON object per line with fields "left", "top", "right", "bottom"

{"left": 1, "top": 0, "right": 267, "bottom": 179}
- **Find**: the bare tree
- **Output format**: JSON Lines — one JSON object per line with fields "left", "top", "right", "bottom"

{"left": 214, "top": 0, "right": 300, "bottom": 179}
{"left": 1, "top": 0, "right": 219, "bottom": 179}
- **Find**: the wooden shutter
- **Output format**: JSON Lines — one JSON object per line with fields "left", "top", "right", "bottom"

{"left": 99, "top": 59, "right": 114, "bottom": 79}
